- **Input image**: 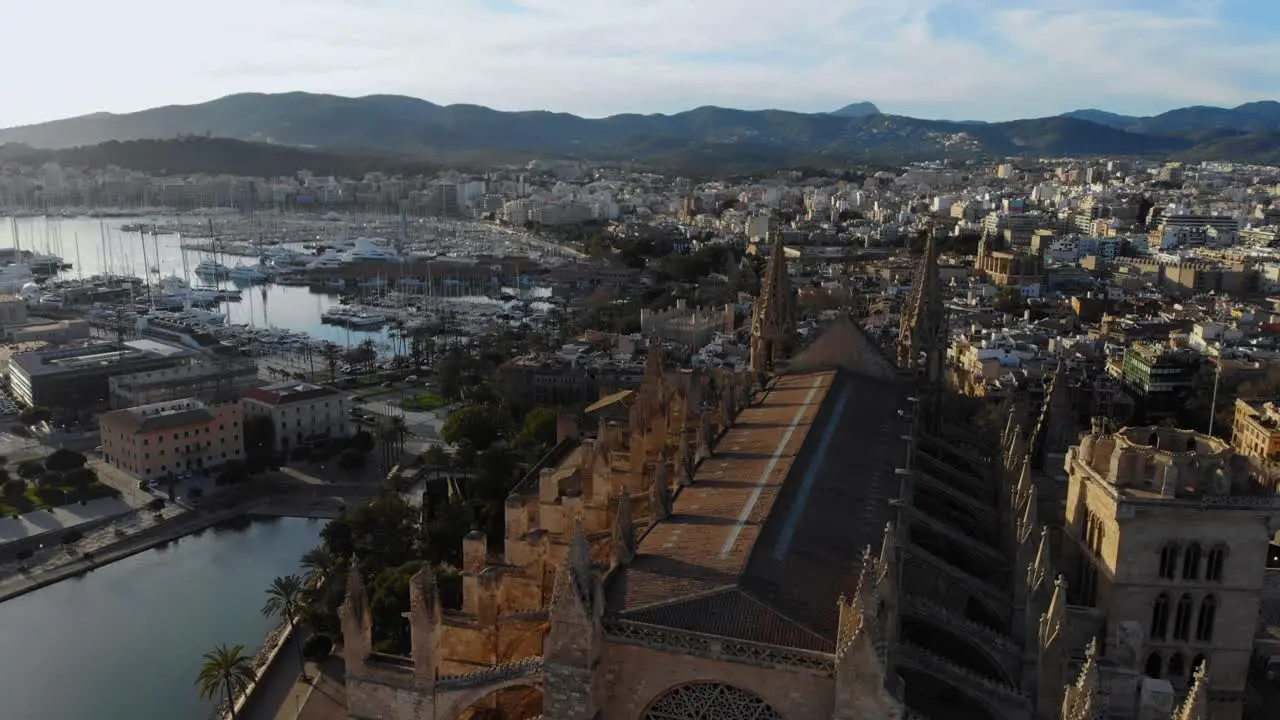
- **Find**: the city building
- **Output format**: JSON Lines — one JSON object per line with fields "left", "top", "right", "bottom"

{"left": 1231, "top": 399, "right": 1280, "bottom": 465}
{"left": 498, "top": 350, "right": 645, "bottom": 414}
{"left": 1119, "top": 344, "right": 1202, "bottom": 405}
{"left": 108, "top": 359, "right": 263, "bottom": 409}
{"left": 1062, "top": 422, "right": 1280, "bottom": 719}
{"left": 239, "top": 381, "right": 351, "bottom": 453}
{"left": 9, "top": 339, "right": 194, "bottom": 412}
{"left": 99, "top": 398, "right": 243, "bottom": 480}
{"left": 975, "top": 245, "right": 1046, "bottom": 287}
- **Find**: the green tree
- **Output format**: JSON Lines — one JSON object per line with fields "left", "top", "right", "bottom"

{"left": 244, "top": 415, "right": 277, "bottom": 462}
{"left": 440, "top": 403, "right": 508, "bottom": 452}
{"left": 262, "top": 574, "right": 309, "bottom": 681}
{"left": 18, "top": 406, "right": 51, "bottom": 427}
{"left": 2, "top": 478, "right": 24, "bottom": 501}
{"left": 194, "top": 643, "right": 256, "bottom": 720}
{"left": 44, "top": 449, "right": 87, "bottom": 473}
{"left": 320, "top": 342, "right": 343, "bottom": 381}
{"left": 516, "top": 407, "right": 557, "bottom": 456}
{"left": 369, "top": 560, "right": 425, "bottom": 653}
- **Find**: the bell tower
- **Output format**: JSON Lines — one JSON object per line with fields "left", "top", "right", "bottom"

{"left": 897, "top": 230, "right": 947, "bottom": 430}
{"left": 749, "top": 233, "right": 795, "bottom": 376}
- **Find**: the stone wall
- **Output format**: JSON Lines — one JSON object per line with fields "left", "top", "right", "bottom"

{"left": 597, "top": 640, "right": 834, "bottom": 719}
{"left": 1260, "top": 569, "right": 1280, "bottom": 627}
{"left": 345, "top": 671, "right": 435, "bottom": 720}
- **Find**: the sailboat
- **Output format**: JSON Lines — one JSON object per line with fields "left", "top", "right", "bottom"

{"left": 4, "top": 217, "right": 37, "bottom": 295}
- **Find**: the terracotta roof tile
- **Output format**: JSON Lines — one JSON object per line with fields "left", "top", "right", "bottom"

{"left": 605, "top": 367, "right": 913, "bottom": 649}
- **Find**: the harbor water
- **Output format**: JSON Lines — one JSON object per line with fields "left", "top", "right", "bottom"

{"left": 0, "top": 516, "right": 323, "bottom": 720}
{"left": 0, "top": 215, "right": 396, "bottom": 348}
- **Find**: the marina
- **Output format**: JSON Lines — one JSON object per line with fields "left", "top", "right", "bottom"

{"left": 0, "top": 213, "right": 576, "bottom": 360}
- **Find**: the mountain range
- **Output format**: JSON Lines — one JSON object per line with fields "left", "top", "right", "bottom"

{"left": 1, "top": 93, "right": 1278, "bottom": 170}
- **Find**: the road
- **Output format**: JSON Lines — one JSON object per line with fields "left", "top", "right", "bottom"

{"left": 241, "top": 651, "right": 346, "bottom": 720}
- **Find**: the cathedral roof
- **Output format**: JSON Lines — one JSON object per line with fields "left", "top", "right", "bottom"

{"left": 786, "top": 317, "right": 899, "bottom": 380}
{"left": 605, "top": 367, "right": 911, "bottom": 652}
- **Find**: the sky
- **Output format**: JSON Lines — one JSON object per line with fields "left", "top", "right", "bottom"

{"left": 3, "top": 0, "right": 1278, "bottom": 128}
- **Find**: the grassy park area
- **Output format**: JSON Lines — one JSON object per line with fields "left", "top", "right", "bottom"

{"left": 399, "top": 393, "right": 448, "bottom": 412}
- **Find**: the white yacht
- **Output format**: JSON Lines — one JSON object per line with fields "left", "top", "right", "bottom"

{"left": 307, "top": 250, "right": 347, "bottom": 270}
{"left": 0, "top": 263, "right": 37, "bottom": 293}
{"left": 229, "top": 264, "right": 270, "bottom": 282}
{"left": 343, "top": 237, "right": 401, "bottom": 263}
{"left": 195, "top": 260, "right": 231, "bottom": 278}
{"left": 27, "top": 252, "right": 64, "bottom": 269}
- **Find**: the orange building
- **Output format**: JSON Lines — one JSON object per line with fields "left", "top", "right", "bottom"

{"left": 99, "top": 398, "right": 244, "bottom": 480}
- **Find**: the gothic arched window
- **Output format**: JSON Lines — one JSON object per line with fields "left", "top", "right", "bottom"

{"left": 1205, "top": 545, "right": 1227, "bottom": 582}
{"left": 1173, "top": 593, "right": 1194, "bottom": 641}
{"left": 1159, "top": 543, "right": 1180, "bottom": 580}
{"left": 1145, "top": 651, "right": 1163, "bottom": 679}
{"left": 1168, "top": 653, "right": 1186, "bottom": 679}
{"left": 1196, "top": 595, "right": 1217, "bottom": 642}
{"left": 644, "top": 682, "right": 783, "bottom": 720}
{"left": 1183, "top": 542, "right": 1202, "bottom": 580}
{"left": 1151, "top": 592, "right": 1170, "bottom": 640}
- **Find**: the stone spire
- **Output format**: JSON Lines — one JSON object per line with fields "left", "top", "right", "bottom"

{"left": 340, "top": 555, "right": 372, "bottom": 664}
{"left": 1007, "top": 427, "right": 1028, "bottom": 479}
{"left": 1014, "top": 453, "right": 1033, "bottom": 512}
{"left": 649, "top": 458, "right": 672, "bottom": 523}
{"left": 695, "top": 408, "right": 713, "bottom": 463}
{"left": 644, "top": 336, "right": 665, "bottom": 384}
{"left": 1019, "top": 483, "right": 1039, "bottom": 545}
{"left": 896, "top": 229, "right": 946, "bottom": 385}
{"left": 874, "top": 522, "right": 899, "bottom": 654}
{"left": 749, "top": 233, "right": 795, "bottom": 375}
{"left": 1060, "top": 637, "right": 1099, "bottom": 720}
{"left": 1001, "top": 402, "right": 1018, "bottom": 453}
{"left": 1174, "top": 663, "right": 1209, "bottom": 720}
{"left": 568, "top": 516, "right": 592, "bottom": 593}
{"left": 1037, "top": 575, "right": 1070, "bottom": 718}
{"left": 1044, "top": 360, "right": 1076, "bottom": 459}
{"left": 832, "top": 545, "right": 904, "bottom": 720}
{"left": 1040, "top": 575, "right": 1067, "bottom": 649}
{"left": 1028, "top": 525, "right": 1052, "bottom": 592}
{"left": 612, "top": 490, "right": 636, "bottom": 567}
{"left": 677, "top": 424, "right": 696, "bottom": 486}
{"left": 409, "top": 566, "right": 442, "bottom": 684}
{"left": 545, "top": 521, "right": 605, "bottom": 719}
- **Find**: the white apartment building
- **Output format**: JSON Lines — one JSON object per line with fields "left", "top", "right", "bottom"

{"left": 240, "top": 381, "right": 351, "bottom": 453}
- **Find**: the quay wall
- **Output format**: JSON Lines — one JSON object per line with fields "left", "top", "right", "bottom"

{"left": 0, "top": 489, "right": 355, "bottom": 603}
{"left": 0, "top": 510, "right": 132, "bottom": 564}
{"left": 0, "top": 507, "right": 242, "bottom": 603}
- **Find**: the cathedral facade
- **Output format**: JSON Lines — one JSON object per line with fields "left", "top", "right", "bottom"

{"left": 337, "top": 236, "right": 1251, "bottom": 720}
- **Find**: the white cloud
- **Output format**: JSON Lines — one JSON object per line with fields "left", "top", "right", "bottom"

{"left": 1, "top": 0, "right": 1275, "bottom": 127}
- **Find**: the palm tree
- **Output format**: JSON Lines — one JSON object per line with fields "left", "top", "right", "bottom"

{"left": 194, "top": 643, "right": 256, "bottom": 719}
{"left": 262, "top": 574, "right": 309, "bottom": 680}
{"left": 299, "top": 545, "right": 334, "bottom": 586}
{"left": 377, "top": 415, "right": 411, "bottom": 475}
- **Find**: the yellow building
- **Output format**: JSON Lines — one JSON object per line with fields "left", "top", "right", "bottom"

{"left": 1231, "top": 398, "right": 1280, "bottom": 463}
{"left": 100, "top": 398, "right": 244, "bottom": 480}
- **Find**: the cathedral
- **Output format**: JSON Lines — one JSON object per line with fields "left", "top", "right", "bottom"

{"left": 337, "top": 234, "right": 1256, "bottom": 720}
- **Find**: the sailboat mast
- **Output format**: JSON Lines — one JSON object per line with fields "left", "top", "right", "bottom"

{"left": 138, "top": 228, "right": 154, "bottom": 310}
